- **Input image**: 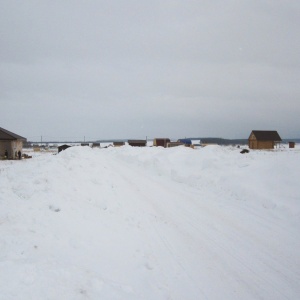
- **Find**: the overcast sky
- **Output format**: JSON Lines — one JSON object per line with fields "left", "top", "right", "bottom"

{"left": 1, "top": 1, "right": 299, "bottom": 141}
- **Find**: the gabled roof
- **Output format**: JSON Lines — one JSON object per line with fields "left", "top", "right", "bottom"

{"left": 250, "top": 130, "right": 282, "bottom": 141}
{"left": 0, "top": 127, "right": 27, "bottom": 141}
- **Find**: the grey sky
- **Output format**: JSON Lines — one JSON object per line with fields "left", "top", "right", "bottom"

{"left": 1, "top": 1, "right": 299, "bottom": 141}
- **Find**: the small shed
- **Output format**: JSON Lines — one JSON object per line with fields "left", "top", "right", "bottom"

{"left": 33, "top": 145, "right": 41, "bottom": 152}
{"left": 167, "top": 142, "right": 184, "bottom": 148}
{"left": 58, "top": 144, "right": 71, "bottom": 153}
{"left": 128, "top": 140, "right": 147, "bottom": 147}
{"left": 153, "top": 138, "right": 170, "bottom": 148}
{"left": 92, "top": 143, "right": 101, "bottom": 148}
{"left": 248, "top": 130, "right": 282, "bottom": 149}
{"left": 113, "top": 141, "right": 125, "bottom": 147}
{"left": 0, "top": 127, "right": 26, "bottom": 159}
{"left": 289, "top": 142, "right": 295, "bottom": 148}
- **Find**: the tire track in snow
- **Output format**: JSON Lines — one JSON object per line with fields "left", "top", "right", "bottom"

{"left": 104, "top": 152, "right": 209, "bottom": 300}
{"left": 104, "top": 150, "right": 299, "bottom": 299}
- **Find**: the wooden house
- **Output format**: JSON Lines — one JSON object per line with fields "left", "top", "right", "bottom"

{"left": 0, "top": 127, "right": 26, "bottom": 159}
{"left": 248, "top": 130, "right": 282, "bottom": 149}
{"left": 153, "top": 138, "right": 170, "bottom": 148}
{"left": 128, "top": 140, "right": 147, "bottom": 147}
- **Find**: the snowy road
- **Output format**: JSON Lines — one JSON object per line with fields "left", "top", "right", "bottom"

{"left": 0, "top": 145, "right": 299, "bottom": 299}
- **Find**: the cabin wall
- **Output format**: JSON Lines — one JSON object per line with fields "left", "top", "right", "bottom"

{"left": 0, "top": 140, "right": 23, "bottom": 159}
{"left": 11, "top": 140, "right": 23, "bottom": 159}
{"left": 113, "top": 142, "right": 125, "bottom": 147}
{"left": 248, "top": 138, "right": 274, "bottom": 149}
{"left": 166, "top": 142, "right": 184, "bottom": 148}
{"left": 248, "top": 140, "right": 257, "bottom": 149}
{"left": 0, "top": 141, "right": 11, "bottom": 158}
{"left": 257, "top": 141, "right": 274, "bottom": 149}
{"left": 129, "top": 143, "right": 146, "bottom": 147}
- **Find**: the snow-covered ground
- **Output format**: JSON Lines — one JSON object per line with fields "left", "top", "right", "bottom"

{"left": 0, "top": 145, "right": 299, "bottom": 299}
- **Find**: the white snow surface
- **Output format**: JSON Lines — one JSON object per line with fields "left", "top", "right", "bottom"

{"left": 0, "top": 145, "right": 299, "bottom": 299}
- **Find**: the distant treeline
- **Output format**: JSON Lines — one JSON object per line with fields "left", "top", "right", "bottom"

{"left": 189, "top": 138, "right": 300, "bottom": 145}
{"left": 191, "top": 138, "right": 248, "bottom": 145}
{"left": 25, "top": 137, "right": 300, "bottom": 146}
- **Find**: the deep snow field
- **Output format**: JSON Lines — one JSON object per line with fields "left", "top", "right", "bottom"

{"left": 0, "top": 144, "right": 299, "bottom": 300}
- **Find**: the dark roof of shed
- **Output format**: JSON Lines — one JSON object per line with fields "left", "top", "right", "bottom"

{"left": 0, "top": 127, "right": 27, "bottom": 141}
{"left": 128, "top": 140, "right": 147, "bottom": 143}
{"left": 250, "top": 130, "right": 282, "bottom": 141}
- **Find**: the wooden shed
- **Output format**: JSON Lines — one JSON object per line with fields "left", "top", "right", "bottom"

{"left": 166, "top": 142, "right": 184, "bottom": 148}
{"left": 113, "top": 141, "right": 125, "bottom": 147}
{"left": 248, "top": 130, "right": 282, "bottom": 149}
{"left": 128, "top": 140, "right": 147, "bottom": 147}
{"left": 289, "top": 142, "right": 295, "bottom": 148}
{"left": 153, "top": 138, "right": 170, "bottom": 148}
{"left": 0, "top": 127, "right": 27, "bottom": 159}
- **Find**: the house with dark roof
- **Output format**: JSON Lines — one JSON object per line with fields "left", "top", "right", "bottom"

{"left": 128, "top": 140, "right": 147, "bottom": 147}
{"left": 0, "top": 127, "right": 27, "bottom": 159}
{"left": 248, "top": 130, "right": 282, "bottom": 149}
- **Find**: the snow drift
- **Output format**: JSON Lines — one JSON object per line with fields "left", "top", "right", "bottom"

{"left": 0, "top": 145, "right": 299, "bottom": 299}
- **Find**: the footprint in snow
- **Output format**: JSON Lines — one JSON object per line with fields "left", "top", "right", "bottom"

{"left": 49, "top": 205, "right": 61, "bottom": 212}
{"left": 145, "top": 262, "right": 154, "bottom": 270}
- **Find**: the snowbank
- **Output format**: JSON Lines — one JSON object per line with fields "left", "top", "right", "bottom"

{"left": 0, "top": 145, "right": 299, "bottom": 299}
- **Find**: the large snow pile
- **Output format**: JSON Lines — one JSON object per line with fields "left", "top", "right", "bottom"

{"left": 0, "top": 145, "right": 299, "bottom": 299}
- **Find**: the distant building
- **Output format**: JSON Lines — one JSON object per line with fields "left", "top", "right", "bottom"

{"left": 248, "top": 130, "right": 282, "bottom": 149}
{"left": 289, "top": 142, "right": 295, "bottom": 148}
{"left": 178, "top": 139, "right": 192, "bottom": 146}
{"left": 113, "top": 141, "right": 125, "bottom": 147}
{"left": 0, "top": 127, "right": 26, "bottom": 160}
{"left": 58, "top": 144, "right": 72, "bottom": 153}
{"left": 128, "top": 140, "right": 147, "bottom": 147}
{"left": 166, "top": 142, "right": 184, "bottom": 148}
{"left": 92, "top": 143, "right": 101, "bottom": 148}
{"left": 153, "top": 138, "right": 170, "bottom": 148}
